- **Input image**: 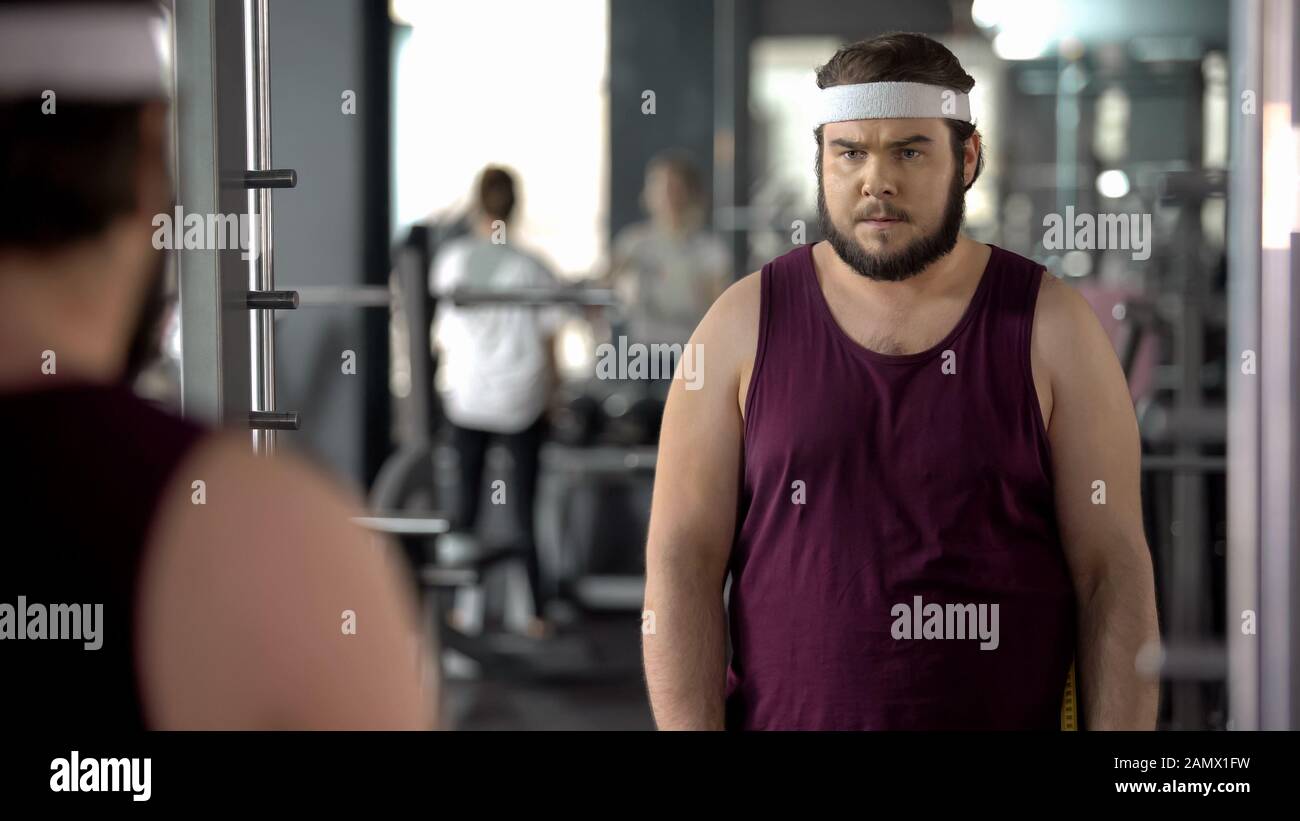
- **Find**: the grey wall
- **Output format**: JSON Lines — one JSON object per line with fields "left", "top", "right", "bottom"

{"left": 608, "top": 0, "right": 716, "bottom": 242}
{"left": 268, "top": 0, "right": 368, "bottom": 488}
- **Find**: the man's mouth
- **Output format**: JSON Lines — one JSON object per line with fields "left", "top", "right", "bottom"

{"left": 861, "top": 217, "right": 903, "bottom": 228}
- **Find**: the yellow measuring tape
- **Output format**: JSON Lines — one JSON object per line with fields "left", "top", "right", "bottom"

{"left": 1060, "top": 661, "right": 1079, "bottom": 731}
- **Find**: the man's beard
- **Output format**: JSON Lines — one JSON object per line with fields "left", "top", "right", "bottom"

{"left": 816, "top": 164, "right": 966, "bottom": 282}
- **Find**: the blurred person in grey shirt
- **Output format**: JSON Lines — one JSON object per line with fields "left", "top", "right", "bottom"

{"left": 610, "top": 151, "right": 730, "bottom": 348}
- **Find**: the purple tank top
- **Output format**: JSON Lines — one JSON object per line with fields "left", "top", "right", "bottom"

{"left": 725, "top": 242, "right": 1076, "bottom": 730}
{"left": 0, "top": 382, "right": 207, "bottom": 731}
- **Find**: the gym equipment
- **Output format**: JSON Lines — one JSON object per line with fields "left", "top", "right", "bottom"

{"left": 284, "top": 220, "right": 660, "bottom": 677}
{"left": 549, "top": 375, "right": 668, "bottom": 449}
{"left": 1060, "top": 663, "right": 1079, "bottom": 731}
{"left": 600, "top": 391, "right": 641, "bottom": 446}
{"left": 358, "top": 232, "right": 651, "bottom": 681}
{"left": 245, "top": 0, "right": 293, "bottom": 452}
{"left": 174, "top": 0, "right": 301, "bottom": 444}
{"left": 352, "top": 511, "right": 606, "bottom": 680}
{"left": 627, "top": 393, "right": 665, "bottom": 445}
{"left": 1135, "top": 168, "right": 1230, "bottom": 729}
{"left": 596, "top": 387, "right": 666, "bottom": 447}
{"left": 449, "top": 286, "right": 616, "bottom": 307}
{"left": 1060, "top": 153, "right": 1233, "bottom": 728}
{"left": 549, "top": 389, "right": 602, "bottom": 446}
{"left": 542, "top": 444, "right": 655, "bottom": 613}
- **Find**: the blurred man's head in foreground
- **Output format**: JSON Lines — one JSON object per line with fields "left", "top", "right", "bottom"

{"left": 0, "top": 1, "right": 171, "bottom": 383}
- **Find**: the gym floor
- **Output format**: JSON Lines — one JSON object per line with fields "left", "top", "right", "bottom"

{"left": 442, "top": 615, "right": 654, "bottom": 731}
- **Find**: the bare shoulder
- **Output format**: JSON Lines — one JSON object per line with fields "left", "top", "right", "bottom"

{"left": 152, "top": 430, "right": 371, "bottom": 570}
{"left": 138, "top": 432, "right": 429, "bottom": 729}
{"left": 700, "top": 269, "right": 761, "bottom": 340}
{"left": 178, "top": 431, "right": 364, "bottom": 523}
{"left": 1031, "top": 269, "right": 1115, "bottom": 382}
{"left": 1030, "top": 269, "right": 1131, "bottom": 449}
{"left": 146, "top": 430, "right": 384, "bottom": 621}
{"left": 692, "top": 270, "right": 761, "bottom": 398}
{"left": 1034, "top": 268, "right": 1089, "bottom": 323}
{"left": 691, "top": 270, "right": 761, "bottom": 414}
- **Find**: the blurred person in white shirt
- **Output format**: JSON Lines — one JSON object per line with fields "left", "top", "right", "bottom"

{"left": 430, "top": 166, "right": 564, "bottom": 639}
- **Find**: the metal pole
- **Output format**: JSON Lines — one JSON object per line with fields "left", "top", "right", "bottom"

{"left": 1227, "top": 0, "right": 1263, "bottom": 732}
{"left": 246, "top": 0, "right": 276, "bottom": 453}
{"left": 1258, "top": 0, "right": 1299, "bottom": 730}
{"left": 1169, "top": 94, "right": 1210, "bottom": 726}
{"left": 174, "top": 0, "right": 223, "bottom": 425}
{"left": 175, "top": 0, "right": 253, "bottom": 431}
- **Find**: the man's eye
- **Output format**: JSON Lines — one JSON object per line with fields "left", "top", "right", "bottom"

{"left": 843, "top": 150, "right": 865, "bottom": 160}
{"left": 901, "top": 148, "right": 921, "bottom": 160}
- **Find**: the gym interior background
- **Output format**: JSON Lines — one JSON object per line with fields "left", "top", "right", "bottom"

{"left": 131, "top": 0, "right": 1298, "bottom": 730}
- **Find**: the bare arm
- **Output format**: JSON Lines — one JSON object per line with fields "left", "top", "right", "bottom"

{"left": 1034, "top": 273, "right": 1160, "bottom": 730}
{"left": 642, "top": 272, "right": 758, "bottom": 730}
{"left": 138, "top": 435, "right": 437, "bottom": 730}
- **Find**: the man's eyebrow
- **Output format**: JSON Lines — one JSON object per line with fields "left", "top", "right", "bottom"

{"left": 888, "top": 134, "right": 934, "bottom": 148}
{"left": 829, "top": 134, "right": 935, "bottom": 150}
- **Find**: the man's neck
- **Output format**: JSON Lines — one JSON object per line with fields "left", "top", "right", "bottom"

{"left": 0, "top": 252, "right": 130, "bottom": 392}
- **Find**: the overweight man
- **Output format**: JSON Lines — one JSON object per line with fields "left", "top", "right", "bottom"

{"left": 642, "top": 32, "right": 1160, "bottom": 730}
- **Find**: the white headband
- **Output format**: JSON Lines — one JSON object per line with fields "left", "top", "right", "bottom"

{"left": 0, "top": 4, "right": 169, "bottom": 102}
{"left": 815, "top": 82, "right": 972, "bottom": 126}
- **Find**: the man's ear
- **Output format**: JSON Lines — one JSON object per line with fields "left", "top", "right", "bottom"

{"left": 963, "top": 131, "right": 982, "bottom": 188}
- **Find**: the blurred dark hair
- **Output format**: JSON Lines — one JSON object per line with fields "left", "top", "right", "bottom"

{"left": 0, "top": 100, "right": 147, "bottom": 250}
{"left": 814, "top": 32, "right": 985, "bottom": 191}
{"left": 477, "top": 166, "right": 517, "bottom": 223}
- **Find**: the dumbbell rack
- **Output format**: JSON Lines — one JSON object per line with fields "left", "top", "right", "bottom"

{"left": 173, "top": 0, "right": 299, "bottom": 453}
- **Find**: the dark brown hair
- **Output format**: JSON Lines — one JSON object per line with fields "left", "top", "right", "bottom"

{"left": 814, "top": 32, "right": 985, "bottom": 191}
{"left": 0, "top": 100, "right": 146, "bottom": 249}
{"left": 0, "top": 0, "right": 163, "bottom": 250}
{"left": 477, "top": 166, "right": 517, "bottom": 223}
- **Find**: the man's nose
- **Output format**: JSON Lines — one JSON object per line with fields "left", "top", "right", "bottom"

{"left": 860, "top": 156, "right": 897, "bottom": 200}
